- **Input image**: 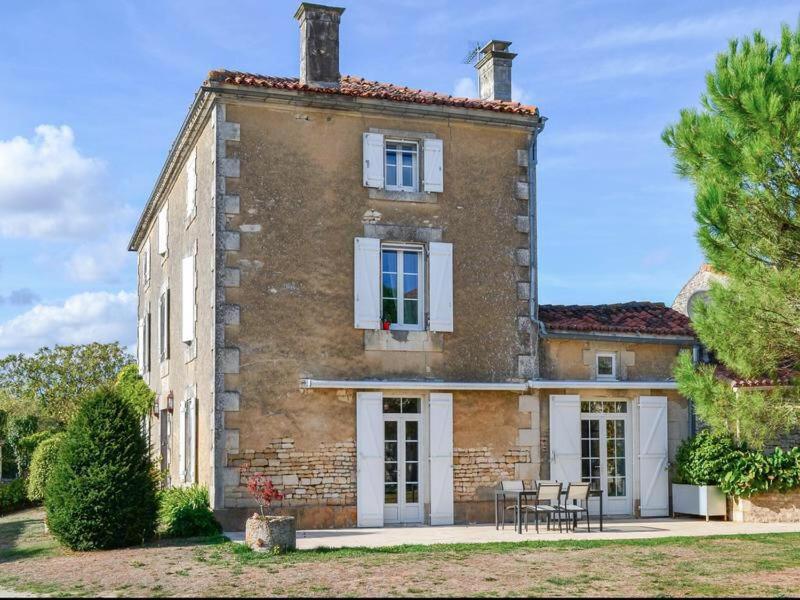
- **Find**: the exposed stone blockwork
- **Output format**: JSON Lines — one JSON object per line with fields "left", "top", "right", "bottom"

{"left": 453, "top": 446, "right": 531, "bottom": 501}
{"left": 226, "top": 438, "right": 356, "bottom": 508}
{"left": 732, "top": 489, "right": 800, "bottom": 523}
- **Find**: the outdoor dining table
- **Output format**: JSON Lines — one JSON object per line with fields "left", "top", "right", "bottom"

{"left": 493, "top": 487, "right": 604, "bottom": 534}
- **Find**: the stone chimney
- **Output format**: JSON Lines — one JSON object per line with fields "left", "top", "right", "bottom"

{"left": 475, "top": 40, "right": 516, "bottom": 101}
{"left": 294, "top": 3, "right": 345, "bottom": 87}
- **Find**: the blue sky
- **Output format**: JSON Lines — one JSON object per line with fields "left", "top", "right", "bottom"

{"left": 0, "top": 0, "right": 797, "bottom": 355}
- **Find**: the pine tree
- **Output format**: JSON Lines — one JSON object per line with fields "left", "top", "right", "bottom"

{"left": 663, "top": 24, "right": 800, "bottom": 447}
{"left": 45, "top": 386, "right": 157, "bottom": 550}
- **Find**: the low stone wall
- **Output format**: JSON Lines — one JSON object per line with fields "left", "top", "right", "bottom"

{"left": 731, "top": 489, "right": 800, "bottom": 523}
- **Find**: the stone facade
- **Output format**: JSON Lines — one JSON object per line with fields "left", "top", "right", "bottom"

{"left": 228, "top": 438, "right": 356, "bottom": 509}
{"left": 453, "top": 446, "right": 530, "bottom": 502}
{"left": 732, "top": 489, "right": 800, "bottom": 523}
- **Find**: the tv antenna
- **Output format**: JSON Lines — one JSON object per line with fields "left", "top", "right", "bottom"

{"left": 462, "top": 41, "right": 482, "bottom": 65}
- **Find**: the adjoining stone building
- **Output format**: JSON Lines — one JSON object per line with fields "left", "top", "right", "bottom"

{"left": 129, "top": 2, "right": 694, "bottom": 529}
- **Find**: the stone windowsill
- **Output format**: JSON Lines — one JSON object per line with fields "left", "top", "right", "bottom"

{"left": 368, "top": 188, "right": 438, "bottom": 204}
{"left": 364, "top": 330, "right": 444, "bottom": 352}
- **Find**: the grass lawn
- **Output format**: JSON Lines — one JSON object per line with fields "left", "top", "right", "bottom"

{"left": 1, "top": 509, "right": 800, "bottom": 597}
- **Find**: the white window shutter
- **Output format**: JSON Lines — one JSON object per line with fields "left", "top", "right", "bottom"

{"left": 181, "top": 255, "right": 195, "bottom": 343}
{"left": 429, "top": 392, "right": 454, "bottom": 525}
{"left": 362, "top": 132, "right": 384, "bottom": 188}
{"left": 549, "top": 395, "right": 581, "bottom": 483}
{"left": 354, "top": 237, "right": 381, "bottom": 329}
{"left": 186, "top": 391, "right": 197, "bottom": 485}
{"left": 137, "top": 318, "right": 145, "bottom": 374}
{"left": 356, "top": 391, "right": 384, "bottom": 527}
{"left": 178, "top": 396, "right": 187, "bottom": 483}
{"left": 186, "top": 147, "right": 197, "bottom": 217}
{"left": 639, "top": 396, "right": 669, "bottom": 517}
{"left": 428, "top": 242, "right": 454, "bottom": 332}
{"left": 143, "top": 241, "right": 151, "bottom": 283}
{"left": 158, "top": 205, "right": 168, "bottom": 255}
{"left": 423, "top": 138, "right": 444, "bottom": 193}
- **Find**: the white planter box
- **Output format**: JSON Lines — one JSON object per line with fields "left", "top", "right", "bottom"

{"left": 672, "top": 484, "right": 727, "bottom": 520}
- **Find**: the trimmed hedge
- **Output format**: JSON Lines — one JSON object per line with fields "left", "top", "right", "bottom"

{"left": 45, "top": 386, "right": 158, "bottom": 550}
{"left": 27, "top": 433, "right": 64, "bottom": 502}
{"left": 158, "top": 485, "right": 222, "bottom": 538}
{"left": 0, "top": 478, "right": 30, "bottom": 515}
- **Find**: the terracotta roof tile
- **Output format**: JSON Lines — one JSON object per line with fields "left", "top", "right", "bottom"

{"left": 714, "top": 363, "right": 795, "bottom": 389}
{"left": 206, "top": 70, "right": 539, "bottom": 117}
{"left": 539, "top": 302, "right": 694, "bottom": 336}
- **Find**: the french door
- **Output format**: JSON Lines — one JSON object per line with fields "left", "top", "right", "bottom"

{"left": 580, "top": 400, "right": 632, "bottom": 515}
{"left": 383, "top": 397, "right": 424, "bottom": 524}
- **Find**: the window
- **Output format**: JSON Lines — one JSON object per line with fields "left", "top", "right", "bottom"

{"left": 381, "top": 245, "right": 424, "bottom": 330}
{"left": 185, "top": 147, "right": 197, "bottom": 219}
{"left": 596, "top": 352, "right": 616, "bottom": 380}
{"left": 157, "top": 205, "right": 168, "bottom": 256}
{"left": 142, "top": 241, "right": 151, "bottom": 285}
{"left": 385, "top": 141, "right": 418, "bottom": 192}
{"left": 159, "top": 287, "right": 170, "bottom": 362}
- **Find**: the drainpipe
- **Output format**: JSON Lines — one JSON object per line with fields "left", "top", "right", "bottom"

{"left": 529, "top": 116, "right": 547, "bottom": 339}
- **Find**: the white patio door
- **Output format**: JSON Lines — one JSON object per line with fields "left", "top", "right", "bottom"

{"left": 638, "top": 396, "right": 669, "bottom": 517}
{"left": 383, "top": 397, "right": 424, "bottom": 524}
{"left": 580, "top": 400, "right": 632, "bottom": 516}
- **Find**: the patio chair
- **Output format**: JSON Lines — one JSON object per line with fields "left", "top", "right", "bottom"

{"left": 558, "top": 482, "right": 591, "bottom": 532}
{"left": 499, "top": 480, "right": 524, "bottom": 530}
{"left": 522, "top": 481, "right": 563, "bottom": 533}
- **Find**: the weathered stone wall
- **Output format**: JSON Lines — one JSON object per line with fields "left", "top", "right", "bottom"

{"left": 453, "top": 447, "right": 530, "bottom": 501}
{"left": 732, "top": 489, "right": 800, "bottom": 523}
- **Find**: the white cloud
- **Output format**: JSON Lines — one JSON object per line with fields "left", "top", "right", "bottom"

{"left": 453, "top": 76, "right": 477, "bottom": 98}
{"left": 0, "top": 291, "right": 136, "bottom": 355}
{"left": 0, "top": 125, "right": 114, "bottom": 239}
{"left": 66, "top": 233, "right": 134, "bottom": 284}
{"left": 585, "top": 6, "right": 794, "bottom": 49}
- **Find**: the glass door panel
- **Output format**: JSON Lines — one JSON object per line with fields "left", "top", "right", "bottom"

{"left": 383, "top": 397, "right": 423, "bottom": 524}
{"left": 580, "top": 401, "right": 631, "bottom": 515}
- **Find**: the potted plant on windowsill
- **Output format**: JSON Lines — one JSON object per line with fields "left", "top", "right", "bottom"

{"left": 244, "top": 473, "right": 296, "bottom": 553}
{"left": 672, "top": 430, "right": 734, "bottom": 520}
{"left": 381, "top": 316, "right": 391, "bottom": 331}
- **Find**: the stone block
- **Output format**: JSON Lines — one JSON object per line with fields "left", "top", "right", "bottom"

{"left": 220, "top": 158, "right": 240, "bottom": 178}
{"left": 517, "top": 282, "right": 530, "bottom": 300}
{"left": 517, "top": 148, "right": 529, "bottom": 168}
{"left": 219, "top": 391, "right": 240, "bottom": 411}
{"left": 223, "top": 194, "right": 240, "bottom": 214}
{"left": 515, "top": 215, "right": 530, "bottom": 233}
{"left": 515, "top": 180, "right": 529, "bottom": 200}
{"left": 518, "top": 395, "right": 537, "bottom": 413}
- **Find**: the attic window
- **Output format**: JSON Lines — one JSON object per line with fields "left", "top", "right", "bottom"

{"left": 596, "top": 353, "right": 616, "bottom": 381}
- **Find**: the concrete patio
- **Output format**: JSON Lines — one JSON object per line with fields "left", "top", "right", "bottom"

{"left": 227, "top": 517, "right": 800, "bottom": 550}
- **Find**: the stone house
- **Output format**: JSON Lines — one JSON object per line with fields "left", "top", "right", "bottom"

{"left": 129, "top": 3, "right": 695, "bottom": 529}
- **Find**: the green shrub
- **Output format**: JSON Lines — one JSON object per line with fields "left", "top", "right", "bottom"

{"left": 45, "top": 386, "right": 158, "bottom": 550}
{"left": 0, "top": 478, "right": 30, "bottom": 515}
{"left": 114, "top": 364, "right": 155, "bottom": 416}
{"left": 27, "top": 433, "right": 64, "bottom": 502}
{"left": 673, "top": 429, "right": 744, "bottom": 486}
{"left": 721, "top": 446, "right": 800, "bottom": 498}
{"left": 158, "top": 485, "right": 222, "bottom": 538}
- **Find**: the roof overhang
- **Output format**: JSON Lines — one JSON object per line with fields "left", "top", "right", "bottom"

{"left": 300, "top": 378, "right": 678, "bottom": 391}
{"left": 544, "top": 329, "right": 695, "bottom": 346}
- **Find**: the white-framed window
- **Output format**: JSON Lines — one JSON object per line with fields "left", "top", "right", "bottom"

{"left": 596, "top": 352, "right": 616, "bottom": 380}
{"left": 385, "top": 140, "right": 418, "bottom": 192}
{"left": 381, "top": 244, "right": 424, "bottom": 331}
{"left": 158, "top": 205, "right": 168, "bottom": 256}
{"left": 142, "top": 240, "right": 151, "bottom": 285}
{"left": 158, "top": 285, "right": 170, "bottom": 362}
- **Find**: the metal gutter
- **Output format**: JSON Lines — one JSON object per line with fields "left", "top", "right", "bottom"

{"left": 529, "top": 379, "right": 679, "bottom": 390}
{"left": 301, "top": 379, "right": 528, "bottom": 391}
{"left": 528, "top": 117, "right": 546, "bottom": 325}
{"left": 544, "top": 330, "right": 695, "bottom": 346}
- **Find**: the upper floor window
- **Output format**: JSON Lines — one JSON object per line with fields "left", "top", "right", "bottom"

{"left": 596, "top": 352, "right": 616, "bottom": 380}
{"left": 382, "top": 245, "right": 424, "bottom": 330}
{"left": 159, "top": 285, "right": 170, "bottom": 362}
{"left": 385, "top": 141, "right": 418, "bottom": 192}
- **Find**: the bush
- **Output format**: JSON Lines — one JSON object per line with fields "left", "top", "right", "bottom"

{"left": 0, "top": 478, "right": 30, "bottom": 515}
{"left": 721, "top": 446, "right": 800, "bottom": 498}
{"left": 158, "top": 485, "right": 222, "bottom": 538}
{"left": 27, "top": 433, "right": 64, "bottom": 502}
{"left": 673, "top": 429, "right": 744, "bottom": 486}
{"left": 45, "top": 386, "right": 158, "bottom": 550}
{"left": 114, "top": 364, "right": 155, "bottom": 416}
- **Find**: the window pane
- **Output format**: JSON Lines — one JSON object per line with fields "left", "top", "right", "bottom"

{"left": 384, "top": 441, "right": 397, "bottom": 461}
{"left": 597, "top": 355, "right": 614, "bottom": 376}
{"left": 406, "top": 483, "right": 418, "bottom": 504}
{"left": 403, "top": 300, "right": 418, "bottom": 325}
{"left": 382, "top": 250, "right": 397, "bottom": 273}
{"left": 382, "top": 299, "right": 397, "bottom": 324}
{"left": 386, "top": 142, "right": 398, "bottom": 152}
{"left": 383, "top": 400, "right": 402, "bottom": 415}
{"left": 405, "top": 442, "right": 418, "bottom": 461}
{"left": 382, "top": 274, "right": 398, "bottom": 298}
{"left": 385, "top": 484, "right": 397, "bottom": 504}
{"left": 402, "top": 150, "right": 413, "bottom": 167}
{"left": 402, "top": 166, "right": 413, "bottom": 188}
{"left": 403, "top": 252, "right": 418, "bottom": 274}
{"left": 405, "top": 462, "right": 418, "bottom": 483}
{"left": 403, "top": 274, "right": 418, "bottom": 299}
{"left": 581, "top": 401, "right": 590, "bottom": 413}
{"left": 384, "top": 462, "right": 397, "bottom": 483}
{"left": 405, "top": 419, "right": 419, "bottom": 438}
{"left": 403, "top": 398, "right": 420, "bottom": 414}
{"left": 581, "top": 419, "right": 589, "bottom": 437}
